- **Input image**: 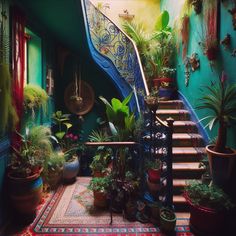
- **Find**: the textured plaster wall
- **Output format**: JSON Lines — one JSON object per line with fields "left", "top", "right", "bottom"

{"left": 91, "top": 0, "right": 160, "bottom": 32}
{"left": 161, "top": 0, "right": 236, "bottom": 148}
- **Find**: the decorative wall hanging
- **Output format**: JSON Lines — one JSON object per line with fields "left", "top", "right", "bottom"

{"left": 64, "top": 67, "right": 94, "bottom": 115}
{"left": 220, "top": 34, "right": 231, "bottom": 49}
{"left": 119, "top": 10, "right": 135, "bottom": 21}
{"left": 181, "top": 15, "right": 190, "bottom": 60}
{"left": 228, "top": 4, "right": 236, "bottom": 30}
{"left": 184, "top": 58, "right": 191, "bottom": 87}
{"left": 46, "top": 67, "right": 54, "bottom": 96}
{"left": 232, "top": 48, "right": 236, "bottom": 57}
{"left": 189, "top": 53, "right": 200, "bottom": 71}
{"left": 191, "top": 0, "right": 203, "bottom": 14}
{"left": 199, "top": 0, "right": 219, "bottom": 64}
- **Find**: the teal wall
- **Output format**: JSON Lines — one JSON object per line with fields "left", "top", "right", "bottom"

{"left": 161, "top": 0, "right": 236, "bottom": 148}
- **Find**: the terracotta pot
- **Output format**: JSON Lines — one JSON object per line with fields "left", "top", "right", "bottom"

{"left": 93, "top": 191, "right": 107, "bottom": 208}
{"left": 147, "top": 177, "right": 161, "bottom": 196}
{"left": 160, "top": 208, "right": 176, "bottom": 232}
{"left": 148, "top": 168, "right": 161, "bottom": 183}
{"left": 184, "top": 192, "right": 226, "bottom": 234}
{"left": 7, "top": 170, "right": 43, "bottom": 215}
{"left": 93, "top": 171, "right": 106, "bottom": 178}
{"left": 206, "top": 145, "right": 236, "bottom": 187}
{"left": 206, "top": 47, "right": 218, "bottom": 61}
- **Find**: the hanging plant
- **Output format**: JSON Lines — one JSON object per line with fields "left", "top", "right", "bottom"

{"left": 23, "top": 84, "right": 48, "bottom": 115}
{"left": 0, "top": 5, "right": 18, "bottom": 134}
{"left": 199, "top": 0, "right": 219, "bottom": 62}
{"left": 181, "top": 15, "right": 190, "bottom": 60}
{"left": 191, "top": 0, "right": 203, "bottom": 14}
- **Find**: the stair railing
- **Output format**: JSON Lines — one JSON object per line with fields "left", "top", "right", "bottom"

{"left": 81, "top": 0, "right": 149, "bottom": 113}
{"left": 81, "top": 0, "right": 173, "bottom": 208}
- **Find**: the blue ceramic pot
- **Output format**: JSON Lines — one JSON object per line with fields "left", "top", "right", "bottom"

{"left": 63, "top": 155, "right": 80, "bottom": 182}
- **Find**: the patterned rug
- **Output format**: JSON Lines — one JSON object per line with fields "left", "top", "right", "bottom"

{"left": 15, "top": 177, "right": 193, "bottom": 236}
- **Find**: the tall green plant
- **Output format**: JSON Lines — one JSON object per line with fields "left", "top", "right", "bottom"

{"left": 0, "top": 63, "right": 18, "bottom": 135}
{"left": 196, "top": 72, "right": 236, "bottom": 153}
{"left": 99, "top": 93, "right": 135, "bottom": 141}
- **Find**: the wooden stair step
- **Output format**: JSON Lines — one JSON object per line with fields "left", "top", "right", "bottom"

{"left": 176, "top": 212, "right": 190, "bottom": 226}
{"left": 173, "top": 179, "right": 195, "bottom": 194}
{"left": 173, "top": 133, "right": 204, "bottom": 147}
{"left": 158, "top": 100, "right": 184, "bottom": 109}
{"left": 156, "top": 109, "right": 190, "bottom": 121}
{"left": 173, "top": 195, "right": 188, "bottom": 212}
{"left": 172, "top": 120, "right": 198, "bottom": 133}
{"left": 173, "top": 162, "right": 205, "bottom": 179}
{"left": 155, "top": 147, "right": 205, "bottom": 162}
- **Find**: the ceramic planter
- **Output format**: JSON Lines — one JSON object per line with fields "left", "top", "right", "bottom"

{"left": 7, "top": 170, "right": 43, "bottom": 215}
{"left": 206, "top": 145, "right": 236, "bottom": 187}
{"left": 184, "top": 192, "right": 226, "bottom": 234}
{"left": 160, "top": 208, "right": 176, "bottom": 232}
{"left": 63, "top": 155, "right": 80, "bottom": 182}
{"left": 147, "top": 168, "right": 161, "bottom": 183}
{"left": 47, "top": 167, "right": 63, "bottom": 189}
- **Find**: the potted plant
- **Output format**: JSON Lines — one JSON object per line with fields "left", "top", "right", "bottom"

{"left": 88, "top": 176, "right": 111, "bottom": 208}
{"left": 89, "top": 130, "right": 112, "bottom": 177}
{"left": 146, "top": 159, "right": 162, "bottom": 195}
{"left": 51, "top": 111, "right": 82, "bottom": 182}
{"left": 7, "top": 125, "right": 53, "bottom": 215}
{"left": 158, "top": 67, "right": 176, "bottom": 100}
{"left": 160, "top": 207, "right": 176, "bottom": 232}
{"left": 43, "top": 152, "right": 65, "bottom": 190}
{"left": 184, "top": 180, "right": 234, "bottom": 234}
{"left": 144, "top": 89, "right": 159, "bottom": 111}
{"left": 23, "top": 84, "right": 48, "bottom": 115}
{"left": 196, "top": 72, "right": 236, "bottom": 187}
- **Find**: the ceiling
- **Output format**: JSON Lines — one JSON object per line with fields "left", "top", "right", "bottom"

{"left": 16, "top": 0, "right": 88, "bottom": 55}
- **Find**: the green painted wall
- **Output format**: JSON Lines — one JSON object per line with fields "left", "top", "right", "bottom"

{"left": 26, "top": 28, "right": 42, "bottom": 86}
{"left": 161, "top": 0, "right": 236, "bottom": 149}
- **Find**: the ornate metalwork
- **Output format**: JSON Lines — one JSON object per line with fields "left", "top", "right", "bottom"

{"left": 82, "top": 0, "right": 148, "bottom": 112}
{"left": 142, "top": 109, "right": 173, "bottom": 208}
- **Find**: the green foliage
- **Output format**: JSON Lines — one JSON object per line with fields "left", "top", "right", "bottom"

{"left": 88, "top": 129, "right": 111, "bottom": 142}
{"left": 145, "top": 158, "right": 162, "bottom": 170}
{"left": 88, "top": 176, "right": 111, "bottom": 193}
{"left": 122, "top": 21, "right": 150, "bottom": 56}
{"left": 184, "top": 181, "right": 234, "bottom": 211}
{"left": 11, "top": 125, "right": 53, "bottom": 177}
{"left": 0, "top": 63, "right": 18, "bottom": 135}
{"left": 196, "top": 73, "right": 236, "bottom": 151}
{"left": 155, "top": 10, "right": 170, "bottom": 31}
{"left": 23, "top": 84, "right": 48, "bottom": 113}
{"left": 45, "top": 152, "right": 65, "bottom": 172}
{"left": 99, "top": 93, "right": 135, "bottom": 141}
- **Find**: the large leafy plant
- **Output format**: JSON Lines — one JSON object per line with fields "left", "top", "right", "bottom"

{"left": 99, "top": 93, "right": 135, "bottom": 141}
{"left": 196, "top": 72, "right": 236, "bottom": 153}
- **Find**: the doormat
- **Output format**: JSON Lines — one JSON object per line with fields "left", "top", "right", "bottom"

{"left": 15, "top": 177, "right": 193, "bottom": 236}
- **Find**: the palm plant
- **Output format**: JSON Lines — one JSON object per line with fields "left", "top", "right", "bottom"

{"left": 196, "top": 72, "right": 236, "bottom": 153}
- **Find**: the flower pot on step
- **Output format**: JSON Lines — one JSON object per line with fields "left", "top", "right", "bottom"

{"left": 184, "top": 192, "right": 226, "bottom": 234}
{"left": 63, "top": 155, "right": 80, "bottom": 182}
{"left": 206, "top": 145, "right": 236, "bottom": 187}
{"left": 147, "top": 168, "right": 161, "bottom": 183}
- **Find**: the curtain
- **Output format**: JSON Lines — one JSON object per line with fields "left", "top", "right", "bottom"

{"left": 11, "top": 7, "right": 26, "bottom": 145}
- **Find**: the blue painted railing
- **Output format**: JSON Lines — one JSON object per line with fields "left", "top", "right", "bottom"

{"left": 81, "top": 0, "right": 149, "bottom": 114}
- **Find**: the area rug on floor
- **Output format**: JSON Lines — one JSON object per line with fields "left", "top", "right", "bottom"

{"left": 18, "top": 177, "right": 193, "bottom": 236}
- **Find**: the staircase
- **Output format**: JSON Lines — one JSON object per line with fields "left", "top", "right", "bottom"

{"left": 157, "top": 99, "right": 206, "bottom": 212}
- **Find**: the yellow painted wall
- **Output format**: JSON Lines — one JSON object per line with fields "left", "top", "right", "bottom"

{"left": 91, "top": 0, "right": 160, "bottom": 32}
